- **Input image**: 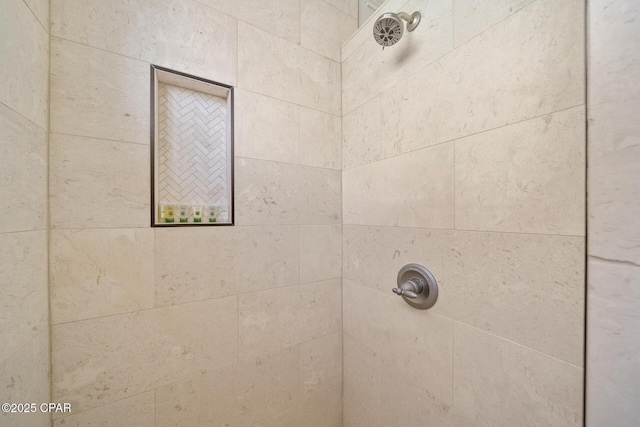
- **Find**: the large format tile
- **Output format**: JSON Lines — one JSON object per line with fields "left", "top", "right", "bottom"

{"left": 52, "top": 392, "right": 154, "bottom": 427}
{"left": 239, "top": 279, "right": 341, "bottom": 360}
{"left": 588, "top": 102, "right": 640, "bottom": 264}
{"left": 0, "top": 0, "right": 48, "bottom": 128}
{"left": 342, "top": 0, "right": 454, "bottom": 114}
{"left": 454, "top": 323, "right": 583, "bottom": 427}
{"left": 301, "top": 0, "right": 357, "bottom": 62}
{"left": 51, "top": 0, "right": 237, "bottom": 84}
{"left": 50, "top": 229, "right": 155, "bottom": 324}
{"left": 453, "top": 0, "right": 536, "bottom": 46}
{"left": 235, "top": 90, "right": 299, "bottom": 164}
{"left": 24, "top": 0, "right": 50, "bottom": 30}
{"left": 381, "top": 363, "right": 475, "bottom": 427}
{"left": 0, "top": 104, "right": 47, "bottom": 233}
{"left": 342, "top": 95, "right": 382, "bottom": 170}
{"left": 324, "top": 0, "right": 358, "bottom": 19}
{"left": 343, "top": 333, "right": 381, "bottom": 425}
{"left": 195, "top": 0, "right": 300, "bottom": 44}
{"left": 378, "top": 0, "right": 584, "bottom": 159}
{"left": 155, "top": 225, "right": 298, "bottom": 306}
{"left": 49, "top": 133, "right": 149, "bottom": 228}
{"left": 236, "top": 159, "right": 341, "bottom": 225}
{"left": 0, "top": 231, "right": 48, "bottom": 364}
{"left": 236, "top": 158, "right": 300, "bottom": 225}
{"left": 253, "top": 390, "right": 342, "bottom": 427}
{"left": 156, "top": 346, "right": 298, "bottom": 427}
{"left": 299, "top": 107, "right": 341, "bottom": 170}
{"left": 52, "top": 297, "right": 238, "bottom": 414}
{"left": 238, "top": 22, "right": 341, "bottom": 115}
{"left": 300, "top": 224, "right": 342, "bottom": 283}
{"left": 50, "top": 39, "right": 149, "bottom": 144}
{"left": 343, "top": 279, "right": 454, "bottom": 403}
{"left": 298, "top": 166, "right": 342, "bottom": 224}
{"left": 343, "top": 225, "right": 585, "bottom": 365}
{"left": 455, "top": 107, "right": 586, "bottom": 235}
{"left": 343, "top": 143, "right": 454, "bottom": 228}
{"left": 587, "top": 260, "right": 640, "bottom": 425}
{"left": 0, "top": 331, "right": 50, "bottom": 427}
{"left": 300, "top": 332, "right": 342, "bottom": 401}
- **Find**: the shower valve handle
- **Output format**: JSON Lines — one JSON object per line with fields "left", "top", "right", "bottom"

{"left": 392, "top": 278, "right": 425, "bottom": 299}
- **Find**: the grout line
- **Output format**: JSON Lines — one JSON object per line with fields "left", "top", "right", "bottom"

{"left": 20, "top": 0, "right": 47, "bottom": 34}
{"left": 50, "top": 277, "right": 343, "bottom": 327}
{"left": 453, "top": 140, "right": 456, "bottom": 229}
{"left": 46, "top": 0, "right": 53, "bottom": 416}
{"left": 238, "top": 87, "right": 341, "bottom": 118}
{"left": 49, "top": 131, "right": 149, "bottom": 147}
{"left": 0, "top": 100, "right": 47, "bottom": 132}
{"left": 0, "top": 228, "right": 47, "bottom": 236}
{"left": 342, "top": 222, "right": 586, "bottom": 238}
{"left": 342, "top": 103, "right": 586, "bottom": 171}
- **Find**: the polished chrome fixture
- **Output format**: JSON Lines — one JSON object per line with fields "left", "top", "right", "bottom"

{"left": 373, "top": 11, "right": 421, "bottom": 48}
{"left": 392, "top": 263, "right": 438, "bottom": 309}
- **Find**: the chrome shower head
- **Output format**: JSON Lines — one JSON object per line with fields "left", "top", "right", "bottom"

{"left": 373, "top": 11, "right": 421, "bottom": 48}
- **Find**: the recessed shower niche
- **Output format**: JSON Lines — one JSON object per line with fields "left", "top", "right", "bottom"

{"left": 151, "top": 65, "right": 234, "bottom": 226}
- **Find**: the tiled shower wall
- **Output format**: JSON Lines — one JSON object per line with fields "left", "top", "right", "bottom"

{"left": 341, "top": 0, "right": 586, "bottom": 426}
{"left": 0, "top": 0, "right": 50, "bottom": 426}
{"left": 586, "top": 0, "right": 640, "bottom": 424}
{"left": 48, "top": 0, "right": 355, "bottom": 425}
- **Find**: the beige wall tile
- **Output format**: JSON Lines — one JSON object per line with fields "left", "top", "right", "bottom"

{"left": 50, "top": 229, "right": 155, "bottom": 324}
{"left": 342, "top": 0, "right": 454, "bottom": 114}
{"left": 24, "top": 0, "right": 49, "bottom": 31}
{"left": 343, "top": 225, "right": 585, "bottom": 365}
{"left": 0, "top": 0, "right": 48, "bottom": 128}
{"left": 343, "top": 333, "right": 381, "bottom": 424}
{"left": 588, "top": 102, "right": 640, "bottom": 264}
{"left": 381, "top": 365, "right": 475, "bottom": 427}
{"left": 300, "top": 332, "right": 342, "bottom": 400}
{"left": 453, "top": 0, "right": 536, "bottom": 46}
{"left": 343, "top": 279, "right": 454, "bottom": 403}
{"left": 49, "top": 133, "right": 149, "bottom": 229}
{"left": 195, "top": 0, "right": 300, "bottom": 44}
{"left": 236, "top": 158, "right": 300, "bottom": 225}
{"left": 50, "top": 39, "right": 149, "bottom": 144}
{"left": 300, "top": 224, "right": 342, "bottom": 283}
{"left": 239, "top": 279, "right": 341, "bottom": 360}
{"left": 237, "top": 159, "right": 341, "bottom": 225}
{"left": 52, "top": 392, "right": 154, "bottom": 427}
{"left": 0, "top": 331, "right": 50, "bottom": 427}
{"left": 343, "top": 143, "right": 454, "bottom": 228}
{"left": 342, "top": 95, "right": 382, "bottom": 169}
{"left": 0, "top": 104, "right": 47, "bottom": 233}
{"left": 299, "top": 166, "right": 342, "bottom": 224}
{"left": 156, "top": 346, "right": 298, "bottom": 427}
{"left": 378, "top": 0, "right": 584, "bottom": 158}
{"left": 300, "top": 107, "right": 341, "bottom": 170}
{"left": 155, "top": 225, "right": 299, "bottom": 306}
{"left": 301, "top": 0, "right": 357, "bottom": 62}
{"left": 587, "top": 260, "right": 640, "bottom": 425}
{"left": 238, "top": 22, "right": 341, "bottom": 115}
{"left": 52, "top": 297, "right": 238, "bottom": 414}
{"left": 454, "top": 323, "right": 583, "bottom": 427}
{"left": 0, "top": 231, "right": 48, "bottom": 364}
{"left": 51, "top": 0, "right": 237, "bottom": 84}
{"left": 235, "top": 90, "right": 300, "bottom": 164}
{"left": 455, "top": 107, "right": 586, "bottom": 235}
{"left": 324, "top": 0, "right": 359, "bottom": 19}
{"left": 252, "top": 390, "right": 342, "bottom": 427}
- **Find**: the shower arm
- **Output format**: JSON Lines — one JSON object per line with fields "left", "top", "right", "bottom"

{"left": 397, "top": 12, "right": 416, "bottom": 24}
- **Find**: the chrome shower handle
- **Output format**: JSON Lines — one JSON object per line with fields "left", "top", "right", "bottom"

{"left": 391, "top": 264, "right": 439, "bottom": 310}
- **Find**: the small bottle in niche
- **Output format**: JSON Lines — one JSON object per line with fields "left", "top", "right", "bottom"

{"left": 159, "top": 202, "right": 167, "bottom": 222}
{"left": 192, "top": 205, "right": 203, "bottom": 223}
{"left": 165, "top": 204, "right": 175, "bottom": 223}
{"left": 219, "top": 207, "right": 229, "bottom": 222}
{"left": 178, "top": 204, "right": 189, "bottom": 223}
{"left": 206, "top": 205, "right": 217, "bottom": 223}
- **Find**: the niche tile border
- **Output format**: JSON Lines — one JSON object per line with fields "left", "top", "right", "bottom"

{"left": 151, "top": 65, "right": 235, "bottom": 227}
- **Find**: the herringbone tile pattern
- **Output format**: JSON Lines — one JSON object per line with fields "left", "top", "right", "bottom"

{"left": 157, "top": 83, "right": 230, "bottom": 218}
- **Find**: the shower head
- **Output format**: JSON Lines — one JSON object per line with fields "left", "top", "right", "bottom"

{"left": 373, "top": 11, "right": 421, "bottom": 48}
